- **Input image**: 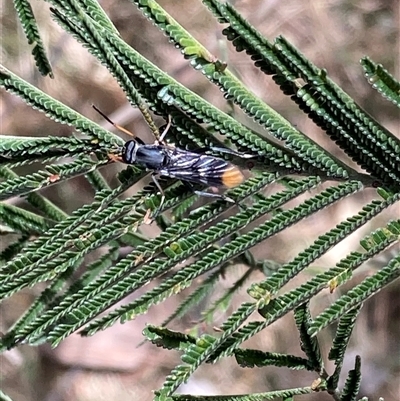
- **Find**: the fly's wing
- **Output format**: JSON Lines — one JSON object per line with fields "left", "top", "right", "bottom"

{"left": 159, "top": 148, "right": 244, "bottom": 188}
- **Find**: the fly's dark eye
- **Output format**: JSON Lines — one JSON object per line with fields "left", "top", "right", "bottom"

{"left": 122, "top": 140, "right": 137, "bottom": 164}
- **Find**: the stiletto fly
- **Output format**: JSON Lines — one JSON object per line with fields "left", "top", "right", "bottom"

{"left": 121, "top": 141, "right": 244, "bottom": 190}
{"left": 94, "top": 106, "right": 246, "bottom": 218}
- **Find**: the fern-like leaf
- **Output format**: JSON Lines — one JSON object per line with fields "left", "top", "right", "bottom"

{"left": 361, "top": 56, "right": 400, "bottom": 107}
{"left": 13, "top": 0, "right": 53, "bottom": 76}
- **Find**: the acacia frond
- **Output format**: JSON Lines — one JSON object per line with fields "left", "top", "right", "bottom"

{"left": 2, "top": 1, "right": 399, "bottom": 400}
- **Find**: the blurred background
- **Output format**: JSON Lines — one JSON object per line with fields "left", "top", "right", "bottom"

{"left": 0, "top": 0, "right": 399, "bottom": 400}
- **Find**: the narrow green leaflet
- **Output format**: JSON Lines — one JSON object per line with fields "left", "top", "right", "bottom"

{"left": 13, "top": 0, "right": 53, "bottom": 76}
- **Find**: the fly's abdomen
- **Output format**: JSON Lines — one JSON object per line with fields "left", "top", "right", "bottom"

{"left": 193, "top": 154, "right": 244, "bottom": 187}
{"left": 220, "top": 165, "right": 245, "bottom": 188}
{"left": 161, "top": 151, "right": 244, "bottom": 188}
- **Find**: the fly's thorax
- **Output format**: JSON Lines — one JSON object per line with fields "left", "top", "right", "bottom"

{"left": 135, "top": 145, "right": 169, "bottom": 169}
{"left": 122, "top": 140, "right": 139, "bottom": 164}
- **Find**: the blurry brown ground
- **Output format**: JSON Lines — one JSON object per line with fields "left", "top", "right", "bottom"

{"left": 1, "top": 1, "right": 399, "bottom": 400}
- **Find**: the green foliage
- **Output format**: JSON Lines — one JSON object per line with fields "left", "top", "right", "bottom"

{"left": 361, "top": 57, "right": 400, "bottom": 107}
{"left": 12, "top": 0, "right": 53, "bottom": 77}
{"left": 340, "top": 356, "right": 362, "bottom": 401}
{"left": 1, "top": 1, "right": 399, "bottom": 400}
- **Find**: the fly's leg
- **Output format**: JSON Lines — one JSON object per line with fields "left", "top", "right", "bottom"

{"left": 194, "top": 190, "right": 235, "bottom": 204}
{"left": 145, "top": 173, "right": 165, "bottom": 222}
{"left": 107, "top": 153, "right": 123, "bottom": 163}
{"left": 182, "top": 182, "right": 238, "bottom": 206}
{"left": 194, "top": 189, "right": 248, "bottom": 211}
{"left": 209, "top": 146, "right": 255, "bottom": 159}
{"left": 158, "top": 115, "right": 172, "bottom": 144}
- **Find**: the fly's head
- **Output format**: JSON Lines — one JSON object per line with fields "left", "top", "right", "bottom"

{"left": 122, "top": 140, "right": 140, "bottom": 164}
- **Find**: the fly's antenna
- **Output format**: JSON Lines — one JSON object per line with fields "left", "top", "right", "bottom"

{"left": 92, "top": 105, "right": 136, "bottom": 138}
{"left": 93, "top": 104, "right": 172, "bottom": 144}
